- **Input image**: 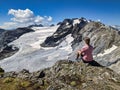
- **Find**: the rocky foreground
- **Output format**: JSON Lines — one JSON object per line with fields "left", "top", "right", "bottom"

{"left": 0, "top": 60, "right": 120, "bottom": 90}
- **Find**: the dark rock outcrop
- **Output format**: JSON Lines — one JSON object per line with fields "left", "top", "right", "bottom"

{"left": 0, "top": 45, "right": 19, "bottom": 60}
{"left": 50, "top": 24, "right": 55, "bottom": 27}
{"left": 57, "top": 22, "right": 62, "bottom": 25}
{"left": 0, "top": 67, "right": 4, "bottom": 73}
{"left": 28, "top": 24, "right": 43, "bottom": 28}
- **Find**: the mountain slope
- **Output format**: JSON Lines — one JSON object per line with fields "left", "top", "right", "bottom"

{"left": 41, "top": 18, "right": 120, "bottom": 73}
{"left": 0, "top": 28, "right": 34, "bottom": 61}
{"left": 0, "top": 60, "right": 120, "bottom": 90}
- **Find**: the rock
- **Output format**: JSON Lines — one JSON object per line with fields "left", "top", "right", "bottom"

{"left": 28, "top": 24, "right": 43, "bottom": 28}
{"left": 47, "top": 86, "right": 55, "bottom": 90}
{"left": 82, "top": 83, "right": 87, "bottom": 88}
{"left": 38, "top": 79, "right": 44, "bottom": 86}
{"left": 20, "top": 69, "right": 30, "bottom": 74}
{"left": 50, "top": 24, "right": 55, "bottom": 27}
{"left": 32, "top": 70, "right": 45, "bottom": 78}
{"left": 93, "top": 77, "right": 99, "bottom": 84}
{"left": 0, "top": 67, "right": 4, "bottom": 72}
{"left": 17, "top": 69, "right": 30, "bottom": 79}
{"left": 4, "top": 71, "right": 18, "bottom": 78}
{"left": 0, "top": 67, "right": 4, "bottom": 78}
{"left": 70, "top": 81, "right": 77, "bottom": 86}
{"left": 0, "top": 60, "right": 120, "bottom": 90}
{"left": 0, "top": 45, "right": 19, "bottom": 60}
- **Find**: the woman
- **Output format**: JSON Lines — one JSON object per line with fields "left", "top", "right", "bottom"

{"left": 76, "top": 37, "right": 101, "bottom": 66}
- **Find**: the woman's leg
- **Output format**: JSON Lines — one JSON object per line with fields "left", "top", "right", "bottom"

{"left": 89, "top": 60, "right": 102, "bottom": 67}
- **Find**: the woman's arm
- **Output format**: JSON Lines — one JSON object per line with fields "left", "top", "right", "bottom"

{"left": 76, "top": 51, "right": 81, "bottom": 60}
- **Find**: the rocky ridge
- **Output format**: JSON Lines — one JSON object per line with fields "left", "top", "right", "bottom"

{"left": 0, "top": 60, "right": 120, "bottom": 90}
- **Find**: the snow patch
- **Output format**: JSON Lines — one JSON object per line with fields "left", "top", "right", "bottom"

{"left": 73, "top": 19, "right": 80, "bottom": 26}
{"left": 31, "top": 27, "right": 49, "bottom": 31}
{"left": 58, "top": 34, "right": 74, "bottom": 52}
{"left": 97, "top": 45, "right": 117, "bottom": 57}
{"left": 66, "top": 22, "right": 69, "bottom": 25}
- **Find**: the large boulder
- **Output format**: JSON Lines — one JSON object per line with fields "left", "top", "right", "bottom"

{"left": 0, "top": 67, "right": 4, "bottom": 73}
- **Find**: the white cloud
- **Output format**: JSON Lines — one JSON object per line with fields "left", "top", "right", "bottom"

{"left": 0, "top": 22, "right": 17, "bottom": 29}
{"left": 34, "top": 16, "right": 44, "bottom": 23}
{"left": 47, "top": 16, "right": 53, "bottom": 22}
{"left": 0, "top": 9, "right": 53, "bottom": 29}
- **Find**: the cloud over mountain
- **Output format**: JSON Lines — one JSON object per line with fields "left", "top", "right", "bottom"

{"left": 0, "top": 9, "right": 53, "bottom": 29}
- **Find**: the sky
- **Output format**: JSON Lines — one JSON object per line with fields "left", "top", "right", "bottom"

{"left": 0, "top": 0, "right": 120, "bottom": 29}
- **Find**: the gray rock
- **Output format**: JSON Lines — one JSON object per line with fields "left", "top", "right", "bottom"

{"left": 4, "top": 71, "right": 18, "bottom": 78}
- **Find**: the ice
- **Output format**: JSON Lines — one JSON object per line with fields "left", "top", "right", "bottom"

{"left": 0, "top": 26, "right": 74, "bottom": 72}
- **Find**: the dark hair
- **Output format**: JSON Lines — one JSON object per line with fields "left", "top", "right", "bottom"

{"left": 84, "top": 37, "right": 90, "bottom": 45}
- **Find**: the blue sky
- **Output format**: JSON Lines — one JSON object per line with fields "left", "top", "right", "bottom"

{"left": 0, "top": 0, "right": 120, "bottom": 29}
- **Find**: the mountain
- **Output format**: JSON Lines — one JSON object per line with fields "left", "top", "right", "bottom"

{"left": 0, "top": 27, "right": 34, "bottom": 60}
{"left": 0, "top": 17, "right": 120, "bottom": 90}
{"left": 0, "top": 17, "right": 120, "bottom": 74}
{"left": 50, "top": 24, "right": 55, "bottom": 27}
{"left": 41, "top": 17, "right": 120, "bottom": 73}
{"left": 0, "top": 28, "right": 5, "bottom": 33}
{"left": 28, "top": 24, "right": 44, "bottom": 28}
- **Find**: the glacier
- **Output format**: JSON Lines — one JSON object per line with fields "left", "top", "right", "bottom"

{"left": 0, "top": 26, "right": 74, "bottom": 72}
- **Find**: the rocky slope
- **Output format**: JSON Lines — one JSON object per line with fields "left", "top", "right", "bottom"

{"left": 41, "top": 18, "right": 120, "bottom": 73}
{"left": 0, "top": 60, "right": 120, "bottom": 90}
